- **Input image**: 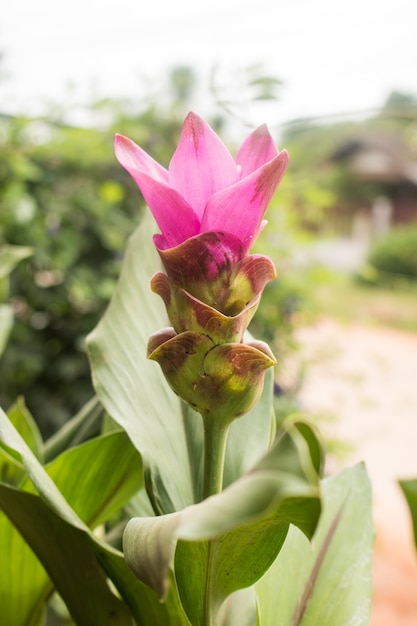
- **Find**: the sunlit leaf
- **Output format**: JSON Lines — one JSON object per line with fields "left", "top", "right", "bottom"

{"left": 7, "top": 397, "right": 43, "bottom": 461}
{"left": 255, "top": 463, "right": 373, "bottom": 626}
{"left": 0, "top": 486, "right": 133, "bottom": 626}
{"left": 0, "top": 511, "right": 49, "bottom": 626}
{"left": 42, "top": 431, "right": 143, "bottom": 528}
{"left": 87, "top": 213, "right": 194, "bottom": 514}
{"left": 123, "top": 421, "right": 321, "bottom": 624}
{"left": 0, "top": 405, "right": 189, "bottom": 626}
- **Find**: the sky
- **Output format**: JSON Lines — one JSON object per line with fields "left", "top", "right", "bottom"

{"left": 2, "top": 0, "right": 417, "bottom": 132}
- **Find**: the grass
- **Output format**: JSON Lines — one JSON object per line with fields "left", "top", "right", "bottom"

{"left": 309, "top": 273, "right": 417, "bottom": 333}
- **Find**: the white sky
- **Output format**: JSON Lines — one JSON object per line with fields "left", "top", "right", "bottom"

{"left": 1, "top": 0, "right": 417, "bottom": 131}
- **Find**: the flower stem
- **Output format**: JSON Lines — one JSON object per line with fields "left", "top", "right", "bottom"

{"left": 202, "top": 415, "right": 231, "bottom": 499}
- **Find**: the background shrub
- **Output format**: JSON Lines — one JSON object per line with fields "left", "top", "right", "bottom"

{"left": 364, "top": 225, "right": 417, "bottom": 284}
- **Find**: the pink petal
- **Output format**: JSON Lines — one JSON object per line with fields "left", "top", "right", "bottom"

{"left": 115, "top": 134, "right": 169, "bottom": 184}
{"left": 235, "top": 124, "right": 278, "bottom": 178}
{"left": 202, "top": 150, "right": 289, "bottom": 252}
{"left": 168, "top": 112, "right": 239, "bottom": 218}
{"left": 114, "top": 134, "right": 200, "bottom": 248}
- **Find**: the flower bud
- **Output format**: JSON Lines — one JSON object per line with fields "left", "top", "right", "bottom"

{"left": 147, "top": 330, "right": 276, "bottom": 421}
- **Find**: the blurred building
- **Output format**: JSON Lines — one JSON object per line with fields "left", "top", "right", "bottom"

{"left": 328, "top": 134, "right": 417, "bottom": 238}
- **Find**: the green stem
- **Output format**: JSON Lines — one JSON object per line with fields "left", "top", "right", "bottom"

{"left": 202, "top": 415, "right": 231, "bottom": 500}
{"left": 200, "top": 415, "right": 231, "bottom": 626}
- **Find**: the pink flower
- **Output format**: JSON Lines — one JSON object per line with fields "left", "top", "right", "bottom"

{"left": 115, "top": 112, "right": 288, "bottom": 252}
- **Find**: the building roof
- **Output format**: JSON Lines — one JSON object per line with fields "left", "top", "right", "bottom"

{"left": 329, "top": 135, "right": 417, "bottom": 185}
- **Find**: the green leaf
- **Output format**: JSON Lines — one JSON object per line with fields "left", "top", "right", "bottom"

{"left": 123, "top": 421, "right": 321, "bottom": 624}
{"left": 95, "top": 541, "right": 190, "bottom": 626}
{"left": 87, "top": 213, "right": 194, "bottom": 514}
{"left": 255, "top": 463, "right": 374, "bottom": 626}
{"left": 0, "top": 489, "right": 189, "bottom": 626}
{"left": 217, "top": 588, "right": 257, "bottom": 626}
{"left": 43, "top": 431, "right": 143, "bottom": 528}
{"left": 0, "top": 419, "right": 143, "bottom": 624}
{"left": 0, "top": 398, "right": 42, "bottom": 487}
{"left": 0, "top": 510, "right": 50, "bottom": 626}
{"left": 7, "top": 397, "right": 44, "bottom": 462}
{"left": 0, "top": 486, "right": 134, "bottom": 626}
{"left": 399, "top": 478, "right": 417, "bottom": 549}
{"left": 0, "top": 403, "right": 80, "bottom": 526}
{"left": 0, "top": 442, "right": 25, "bottom": 485}
{"left": 0, "top": 304, "right": 14, "bottom": 357}
{"left": 0, "top": 405, "right": 189, "bottom": 625}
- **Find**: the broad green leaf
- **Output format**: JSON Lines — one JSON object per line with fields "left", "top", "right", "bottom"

{"left": 7, "top": 397, "right": 43, "bottom": 461}
{"left": 0, "top": 403, "right": 81, "bottom": 527}
{"left": 217, "top": 588, "right": 257, "bottom": 626}
{"left": 0, "top": 485, "right": 188, "bottom": 626}
{"left": 87, "top": 213, "right": 194, "bottom": 513}
{"left": 0, "top": 427, "right": 143, "bottom": 624}
{"left": 0, "top": 485, "right": 134, "bottom": 626}
{"left": 181, "top": 402, "right": 205, "bottom": 503}
{"left": 0, "top": 493, "right": 189, "bottom": 626}
{"left": 42, "top": 431, "right": 143, "bottom": 528}
{"left": 0, "top": 442, "right": 25, "bottom": 485}
{"left": 0, "top": 406, "right": 189, "bottom": 626}
{"left": 0, "top": 398, "right": 42, "bottom": 486}
{"left": 94, "top": 541, "right": 190, "bottom": 626}
{"left": 0, "top": 490, "right": 189, "bottom": 626}
{"left": 126, "top": 486, "right": 157, "bottom": 518}
{"left": 0, "top": 485, "right": 133, "bottom": 626}
{"left": 255, "top": 463, "right": 373, "bottom": 626}
{"left": 0, "top": 303, "right": 13, "bottom": 357}
{"left": 123, "top": 421, "right": 321, "bottom": 624}
{"left": 399, "top": 478, "right": 417, "bottom": 548}
{"left": 0, "top": 511, "right": 49, "bottom": 626}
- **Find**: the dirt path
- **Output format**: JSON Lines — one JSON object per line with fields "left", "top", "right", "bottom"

{"left": 293, "top": 319, "right": 417, "bottom": 625}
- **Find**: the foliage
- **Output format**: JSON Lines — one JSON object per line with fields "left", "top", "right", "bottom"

{"left": 0, "top": 114, "right": 131, "bottom": 434}
{"left": 0, "top": 244, "right": 32, "bottom": 357}
{"left": 360, "top": 224, "right": 417, "bottom": 284}
{"left": 0, "top": 212, "right": 374, "bottom": 625}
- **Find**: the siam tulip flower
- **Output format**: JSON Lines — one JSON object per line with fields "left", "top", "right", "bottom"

{"left": 114, "top": 113, "right": 289, "bottom": 424}
{"left": 114, "top": 112, "right": 288, "bottom": 253}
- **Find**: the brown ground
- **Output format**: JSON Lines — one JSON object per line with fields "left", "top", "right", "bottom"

{"left": 293, "top": 319, "right": 417, "bottom": 625}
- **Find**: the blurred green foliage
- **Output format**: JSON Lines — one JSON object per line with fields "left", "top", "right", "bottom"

{"left": 0, "top": 115, "right": 132, "bottom": 434}
{"left": 360, "top": 223, "right": 417, "bottom": 285}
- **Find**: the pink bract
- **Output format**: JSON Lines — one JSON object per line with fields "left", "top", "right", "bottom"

{"left": 115, "top": 112, "right": 288, "bottom": 252}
